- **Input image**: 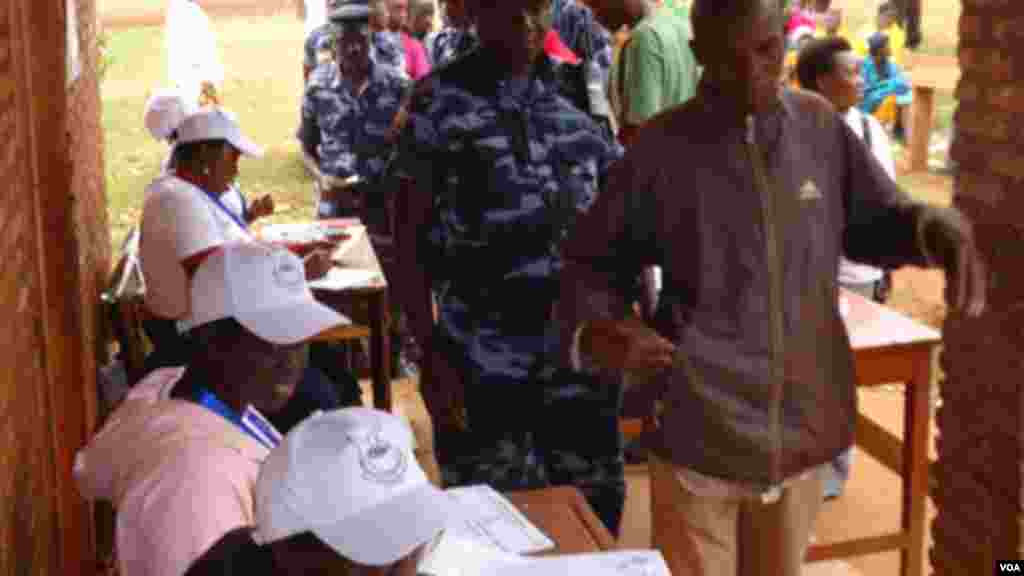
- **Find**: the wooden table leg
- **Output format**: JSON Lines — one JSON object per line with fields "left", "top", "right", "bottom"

{"left": 901, "top": 351, "right": 932, "bottom": 576}
{"left": 909, "top": 85, "right": 935, "bottom": 172}
{"left": 369, "top": 290, "right": 392, "bottom": 411}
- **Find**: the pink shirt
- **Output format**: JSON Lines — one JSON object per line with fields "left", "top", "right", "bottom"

{"left": 74, "top": 368, "right": 274, "bottom": 576}
{"left": 402, "top": 32, "right": 430, "bottom": 80}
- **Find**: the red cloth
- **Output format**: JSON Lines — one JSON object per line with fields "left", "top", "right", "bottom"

{"left": 544, "top": 30, "right": 580, "bottom": 64}
{"left": 401, "top": 32, "right": 431, "bottom": 80}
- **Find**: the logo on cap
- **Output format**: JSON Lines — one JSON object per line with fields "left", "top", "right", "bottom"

{"left": 334, "top": 418, "right": 406, "bottom": 485}
{"left": 357, "top": 423, "right": 408, "bottom": 485}
{"left": 272, "top": 250, "right": 304, "bottom": 290}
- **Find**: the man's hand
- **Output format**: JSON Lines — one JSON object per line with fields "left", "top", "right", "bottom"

{"left": 303, "top": 249, "right": 333, "bottom": 281}
{"left": 388, "top": 106, "right": 409, "bottom": 143}
{"left": 580, "top": 316, "right": 677, "bottom": 372}
{"left": 920, "top": 207, "right": 987, "bottom": 318}
{"left": 247, "top": 194, "right": 275, "bottom": 222}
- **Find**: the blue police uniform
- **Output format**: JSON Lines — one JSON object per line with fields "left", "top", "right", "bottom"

{"left": 304, "top": 24, "right": 408, "bottom": 80}
{"left": 424, "top": 26, "right": 477, "bottom": 69}
{"left": 551, "top": 0, "right": 614, "bottom": 84}
{"left": 302, "top": 61, "right": 409, "bottom": 183}
{"left": 394, "top": 48, "right": 626, "bottom": 534}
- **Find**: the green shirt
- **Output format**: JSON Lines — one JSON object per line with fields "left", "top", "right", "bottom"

{"left": 620, "top": 5, "right": 699, "bottom": 127}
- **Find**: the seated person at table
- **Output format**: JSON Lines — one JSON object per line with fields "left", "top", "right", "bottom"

{"left": 861, "top": 32, "right": 911, "bottom": 140}
{"left": 146, "top": 91, "right": 276, "bottom": 227}
{"left": 797, "top": 36, "right": 899, "bottom": 501}
{"left": 138, "top": 103, "right": 354, "bottom": 428}
{"left": 301, "top": 1, "right": 409, "bottom": 222}
{"left": 75, "top": 242, "right": 349, "bottom": 576}
{"left": 393, "top": 0, "right": 626, "bottom": 536}
{"left": 184, "top": 407, "right": 453, "bottom": 576}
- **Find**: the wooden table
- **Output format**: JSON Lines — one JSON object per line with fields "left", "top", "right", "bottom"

{"left": 506, "top": 487, "right": 618, "bottom": 555}
{"left": 259, "top": 220, "right": 394, "bottom": 411}
{"left": 805, "top": 289, "right": 941, "bottom": 576}
{"left": 313, "top": 281, "right": 392, "bottom": 411}
{"left": 907, "top": 59, "right": 958, "bottom": 172}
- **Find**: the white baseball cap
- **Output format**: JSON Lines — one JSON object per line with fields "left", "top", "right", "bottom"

{"left": 253, "top": 408, "right": 454, "bottom": 566}
{"left": 143, "top": 90, "right": 189, "bottom": 141}
{"left": 174, "top": 106, "right": 264, "bottom": 157}
{"left": 183, "top": 241, "right": 349, "bottom": 344}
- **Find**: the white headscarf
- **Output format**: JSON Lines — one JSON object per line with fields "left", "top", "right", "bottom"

{"left": 165, "top": 0, "right": 224, "bottom": 114}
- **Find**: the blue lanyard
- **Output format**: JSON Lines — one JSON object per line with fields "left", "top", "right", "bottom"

{"left": 200, "top": 187, "right": 249, "bottom": 232}
{"left": 193, "top": 388, "right": 281, "bottom": 450}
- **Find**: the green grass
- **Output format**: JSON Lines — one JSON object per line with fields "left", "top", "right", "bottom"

{"left": 102, "top": 18, "right": 315, "bottom": 254}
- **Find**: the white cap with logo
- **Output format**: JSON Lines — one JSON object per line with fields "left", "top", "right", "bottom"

{"left": 175, "top": 106, "right": 264, "bottom": 157}
{"left": 253, "top": 407, "right": 454, "bottom": 566}
{"left": 182, "top": 241, "right": 348, "bottom": 344}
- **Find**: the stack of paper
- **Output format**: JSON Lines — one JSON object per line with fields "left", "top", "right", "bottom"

{"left": 418, "top": 537, "right": 671, "bottom": 576}
{"left": 442, "top": 485, "right": 555, "bottom": 555}
{"left": 418, "top": 485, "right": 670, "bottom": 576}
{"left": 492, "top": 551, "right": 671, "bottom": 576}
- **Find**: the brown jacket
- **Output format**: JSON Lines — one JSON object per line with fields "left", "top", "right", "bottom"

{"left": 561, "top": 85, "right": 932, "bottom": 486}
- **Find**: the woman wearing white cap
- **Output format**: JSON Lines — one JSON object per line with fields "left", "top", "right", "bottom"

{"left": 139, "top": 104, "right": 335, "bottom": 368}
{"left": 144, "top": 92, "right": 275, "bottom": 228}
{"left": 138, "top": 101, "right": 354, "bottom": 432}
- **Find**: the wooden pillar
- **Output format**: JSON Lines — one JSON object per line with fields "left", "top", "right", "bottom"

{"left": 932, "top": 0, "right": 1024, "bottom": 573}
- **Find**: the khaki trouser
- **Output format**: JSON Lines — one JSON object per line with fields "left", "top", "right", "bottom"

{"left": 650, "top": 455, "right": 824, "bottom": 576}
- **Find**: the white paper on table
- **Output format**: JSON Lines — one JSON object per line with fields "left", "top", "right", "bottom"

{"left": 307, "top": 267, "right": 380, "bottom": 291}
{"left": 491, "top": 550, "right": 671, "bottom": 576}
{"left": 417, "top": 534, "right": 526, "bottom": 576}
{"left": 329, "top": 225, "right": 372, "bottom": 268}
{"left": 442, "top": 485, "right": 555, "bottom": 555}
{"left": 259, "top": 222, "right": 327, "bottom": 244}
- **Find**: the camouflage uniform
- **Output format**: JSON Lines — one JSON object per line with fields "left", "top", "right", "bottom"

{"left": 394, "top": 49, "right": 626, "bottom": 534}
{"left": 302, "top": 61, "right": 409, "bottom": 182}
{"left": 550, "top": 0, "right": 614, "bottom": 85}
{"left": 304, "top": 24, "right": 408, "bottom": 80}
{"left": 424, "top": 26, "right": 477, "bottom": 69}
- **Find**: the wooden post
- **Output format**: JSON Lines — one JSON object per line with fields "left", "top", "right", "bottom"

{"left": 909, "top": 85, "right": 934, "bottom": 172}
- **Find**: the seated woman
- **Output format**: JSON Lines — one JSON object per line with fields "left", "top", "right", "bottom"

{"left": 860, "top": 32, "right": 912, "bottom": 140}
{"left": 138, "top": 99, "right": 357, "bottom": 431}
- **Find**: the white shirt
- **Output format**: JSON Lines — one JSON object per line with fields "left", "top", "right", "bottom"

{"left": 839, "top": 107, "right": 895, "bottom": 286}
{"left": 140, "top": 175, "right": 250, "bottom": 320}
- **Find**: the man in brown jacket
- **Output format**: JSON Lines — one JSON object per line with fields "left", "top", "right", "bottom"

{"left": 559, "top": 0, "right": 986, "bottom": 574}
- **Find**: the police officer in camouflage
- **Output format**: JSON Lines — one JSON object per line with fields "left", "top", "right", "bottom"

{"left": 551, "top": 0, "right": 614, "bottom": 86}
{"left": 302, "top": 0, "right": 407, "bottom": 84}
{"left": 301, "top": 0, "right": 410, "bottom": 219}
{"left": 393, "top": 0, "right": 627, "bottom": 535}
{"left": 424, "top": 0, "right": 477, "bottom": 68}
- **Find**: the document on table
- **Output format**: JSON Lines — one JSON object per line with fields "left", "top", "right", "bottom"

{"left": 491, "top": 550, "right": 671, "bottom": 576}
{"left": 417, "top": 534, "right": 526, "bottom": 576}
{"left": 443, "top": 485, "right": 555, "bottom": 555}
{"left": 307, "top": 267, "right": 380, "bottom": 291}
{"left": 418, "top": 539, "right": 670, "bottom": 576}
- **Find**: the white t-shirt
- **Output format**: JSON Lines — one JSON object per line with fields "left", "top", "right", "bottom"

{"left": 839, "top": 107, "right": 895, "bottom": 286}
{"left": 140, "top": 175, "right": 250, "bottom": 320}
